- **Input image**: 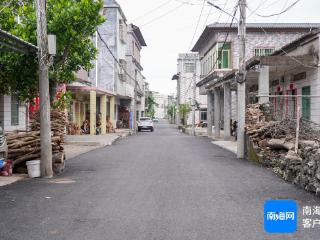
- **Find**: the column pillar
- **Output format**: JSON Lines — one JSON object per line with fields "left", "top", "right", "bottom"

{"left": 90, "top": 91, "right": 96, "bottom": 135}
{"left": 258, "top": 65, "right": 270, "bottom": 104}
{"left": 207, "top": 91, "right": 214, "bottom": 137}
{"left": 79, "top": 102, "right": 84, "bottom": 124}
{"left": 74, "top": 101, "right": 81, "bottom": 127}
{"left": 237, "top": 82, "right": 246, "bottom": 158}
{"left": 224, "top": 83, "right": 231, "bottom": 140}
{"left": 72, "top": 101, "right": 76, "bottom": 123}
{"left": 213, "top": 88, "right": 221, "bottom": 139}
{"left": 100, "top": 95, "right": 107, "bottom": 134}
{"left": 83, "top": 103, "right": 86, "bottom": 122}
{"left": 109, "top": 96, "right": 115, "bottom": 127}
{"left": 77, "top": 101, "right": 81, "bottom": 127}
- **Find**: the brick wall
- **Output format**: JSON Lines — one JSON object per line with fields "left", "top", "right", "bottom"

{"left": 215, "top": 30, "right": 308, "bottom": 70}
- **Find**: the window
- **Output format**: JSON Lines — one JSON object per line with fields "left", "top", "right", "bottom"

{"left": 184, "top": 62, "right": 195, "bottom": 73}
{"left": 200, "top": 110, "right": 207, "bottom": 121}
{"left": 201, "top": 42, "right": 230, "bottom": 75}
{"left": 293, "top": 72, "right": 306, "bottom": 81}
{"left": 254, "top": 48, "right": 274, "bottom": 56}
{"left": 217, "top": 42, "right": 231, "bottom": 69}
{"left": 11, "top": 95, "right": 19, "bottom": 125}
{"left": 275, "top": 91, "right": 284, "bottom": 120}
{"left": 287, "top": 89, "right": 297, "bottom": 119}
{"left": 119, "top": 59, "right": 127, "bottom": 81}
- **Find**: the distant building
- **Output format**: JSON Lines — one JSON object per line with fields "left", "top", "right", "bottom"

{"left": 246, "top": 29, "right": 320, "bottom": 124}
{"left": 126, "top": 24, "right": 147, "bottom": 122}
{"left": 177, "top": 53, "right": 207, "bottom": 125}
{"left": 154, "top": 92, "right": 168, "bottom": 119}
{"left": 192, "top": 22, "right": 320, "bottom": 138}
{"left": 67, "top": 0, "right": 147, "bottom": 133}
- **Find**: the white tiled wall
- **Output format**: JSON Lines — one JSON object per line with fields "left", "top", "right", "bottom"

{"left": 0, "top": 95, "right": 27, "bottom": 132}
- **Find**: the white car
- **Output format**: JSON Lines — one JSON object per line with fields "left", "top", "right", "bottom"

{"left": 137, "top": 117, "right": 154, "bottom": 132}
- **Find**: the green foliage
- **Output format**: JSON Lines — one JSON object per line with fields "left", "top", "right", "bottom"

{"left": 167, "top": 105, "right": 176, "bottom": 118}
{"left": 145, "top": 94, "right": 157, "bottom": 119}
{"left": 179, "top": 103, "right": 191, "bottom": 126}
{"left": 52, "top": 91, "right": 72, "bottom": 110}
{"left": 0, "top": 0, "right": 104, "bottom": 100}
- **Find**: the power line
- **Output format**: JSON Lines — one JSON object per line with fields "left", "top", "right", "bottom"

{"left": 202, "top": 3, "right": 238, "bottom": 79}
{"left": 0, "top": 0, "right": 14, "bottom": 13}
{"left": 247, "top": 0, "right": 301, "bottom": 18}
{"left": 247, "top": 0, "right": 270, "bottom": 18}
{"left": 203, "top": 4, "right": 213, "bottom": 29}
{"left": 275, "top": 0, "right": 290, "bottom": 22}
{"left": 139, "top": 3, "right": 185, "bottom": 27}
{"left": 202, "top": 0, "right": 230, "bottom": 35}
{"left": 174, "top": 0, "right": 209, "bottom": 5}
{"left": 189, "top": 0, "right": 206, "bottom": 49}
{"left": 96, "top": 30, "right": 143, "bottom": 92}
{"left": 131, "top": 0, "right": 172, "bottom": 22}
{"left": 255, "top": 25, "right": 317, "bottom": 69}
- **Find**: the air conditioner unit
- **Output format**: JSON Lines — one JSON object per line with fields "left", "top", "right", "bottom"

{"left": 119, "top": 72, "right": 126, "bottom": 81}
{"left": 119, "top": 20, "right": 127, "bottom": 43}
{"left": 119, "top": 68, "right": 127, "bottom": 81}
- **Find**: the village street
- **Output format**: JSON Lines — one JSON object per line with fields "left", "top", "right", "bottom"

{"left": 0, "top": 120, "right": 319, "bottom": 240}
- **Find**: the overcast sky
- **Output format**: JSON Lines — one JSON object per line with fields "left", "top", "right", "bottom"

{"left": 116, "top": 0, "right": 320, "bottom": 95}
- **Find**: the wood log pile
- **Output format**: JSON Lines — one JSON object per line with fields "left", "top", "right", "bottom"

{"left": 7, "top": 110, "right": 67, "bottom": 174}
{"left": 67, "top": 122, "right": 80, "bottom": 135}
{"left": 246, "top": 103, "right": 320, "bottom": 196}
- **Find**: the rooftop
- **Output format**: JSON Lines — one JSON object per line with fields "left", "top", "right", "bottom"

{"left": 0, "top": 28, "right": 38, "bottom": 54}
{"left": 131, "top": 24, "right": 147, "bottom": 47}
{"left": 192, "top": 22, "right": 320, "bottom": 52}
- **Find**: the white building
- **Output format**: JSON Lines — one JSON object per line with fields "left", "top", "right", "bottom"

{"left": 154, "top": 92, "right": 168, "bottom": 119}
{"left": 0, "top": 95, "right": 28, "bottom": 132}
{"left": 126, "top": 24, "right": 147, "bottom": 122}
{"left": 246, "top": 29, "right": 320, "bottom": 124}
{"left": 192, "top": 22, "right": 320, "bottom": 138}
{"left": 68, "top": 0, "right": 147, "bottom": 132}
{"left": 0, "top": 29, "right": 38, "bottom": 132}
{"left": 177, "top": 53, "right": 207, "bottom": 125}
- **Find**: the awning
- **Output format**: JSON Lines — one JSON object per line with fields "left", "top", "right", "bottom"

{"left": 0, "top": 29, "right": 38, "bottom": 54}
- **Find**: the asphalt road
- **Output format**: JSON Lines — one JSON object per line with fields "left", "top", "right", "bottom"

{"left": 0, "top": 120, "right": 320, "bottom": 240}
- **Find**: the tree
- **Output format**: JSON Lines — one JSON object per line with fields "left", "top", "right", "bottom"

{"left": 0, "top": 0, "right": 104, "bottom": 101}
{"left": 179, "top": 103, "right": 191, "bottom": 126}
{"left": 167, "top": 105, "right": 176, "bottom": 124}
{"left": 145, "top": 93, "right": 157, "bottom": 119}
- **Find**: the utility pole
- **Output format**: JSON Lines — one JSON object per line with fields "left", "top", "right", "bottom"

{"left": 36, "top": 0, "right": 53, "bottom": 177}
{"left": 237, "top": 0, "right": 247, "bottom": 159}
{"left": 133, "top": 71, "right": 138, "bottom": 132}
{"left": 176, "top": 75, "right": 181, "bottom": 127}
{"left": 191, "top": 58, "right": 197, "bottom": 136}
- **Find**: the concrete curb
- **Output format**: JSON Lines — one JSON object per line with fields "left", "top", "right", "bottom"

{"left": 0, "top": 174, "right": 28, "bottom": 187}
{"left": 211, "top": 141, "right": 237, "bottom": 155}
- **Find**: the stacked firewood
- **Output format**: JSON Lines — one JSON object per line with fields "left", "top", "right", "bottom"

{"left": 246, "top": 103, "right": 320, "bottom": 196}
{"left": 67, "top": 122, "right": 80, "bottom": 135}
{"left": 7, "top": 110, "right": 67, "bottom": 174}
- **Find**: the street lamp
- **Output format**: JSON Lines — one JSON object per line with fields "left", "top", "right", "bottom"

{"left": 207, "top": 1, "right": 239, "bottom": 22}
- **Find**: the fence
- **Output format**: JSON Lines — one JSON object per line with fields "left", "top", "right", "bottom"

{"left": 253, "top": 94, "right": 320, "bottom": 124}
{"left": 247, "top": 94, "right": 320, "bottom": 153}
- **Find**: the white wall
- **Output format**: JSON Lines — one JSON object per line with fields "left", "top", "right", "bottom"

{"left": 267, "top": 35, "right": 320, "bottom": 124}
{"left": 154, "top": 93, "right": 168, "bottom": 119}
{"left": 177, "top": 53, "right": 207, "bottom": 125}
{"left": 0, "top": 95, "right": 27, "bottom": 132}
